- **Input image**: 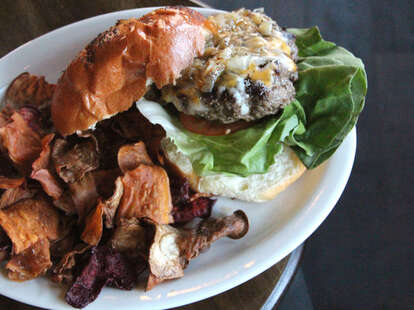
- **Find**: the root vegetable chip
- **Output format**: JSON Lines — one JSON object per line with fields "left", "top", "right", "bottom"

{"left": 53, "top": 190, "right": 77, "bottom": 215}
{"left": 147, "top": 210, "right": 249, "bottom": 290}
{"left": 52, "top": 137, "right": 99, "bottom": 183}
{"left": 81, "top": 176, "right": 123, "bottom": 245}
{"left": 65, "top": 246, "right": 144, "bottom": 309}
{"left": 0, "top": 176, "right": 25, "bottom": 189}
{"left": 31, "top": 133, "right": 64, "bottom": 200}
{"left": 6, "top": 238, "right": 52, "bottom": 281}
{"left": 0, "top": 184, "right": 37, "bottom": 209}
{"left": 147, "top": 224, "right": 184, "bottom": 289}
{"left": 101, "top": 177, "right": 123, "bottom": 228}
{"left": 68, "top": 172, "right": 100, "bottom": 220}
{"left": 0, "top": 112, "right": 42, "bottom": 173}
{"left": 81, "top": 203, "right": 103, "bottom": 246}
{"left": 172, "top": 197, "right": 215, "bottom": 223}
{"left": 117, "top": 142, "right": 153, "bottom": 173}
{"left": 117, "top": 164, "right": 173, "bottom": 224}
{"left": 52, "top": 243, "right": 91, "bottom": 284}
{"left": 109, "top": 218, "right": 147, "bottom": 257}
{"left": 0, "top": 196, "right": 62, "bottom": 254}
{"left": 4, "top": 72, "right": 55, "bottom": 108}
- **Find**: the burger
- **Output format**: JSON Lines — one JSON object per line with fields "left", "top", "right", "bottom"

{"left": 51, "top": 7, "right": 367, "bottom": 202}
{"left": 136, "top": 8, "right": 367, "bottom": 201}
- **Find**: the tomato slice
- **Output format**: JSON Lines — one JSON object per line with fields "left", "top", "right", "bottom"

{"left": 179, "top": 113, "right": 253, "bottom": 136}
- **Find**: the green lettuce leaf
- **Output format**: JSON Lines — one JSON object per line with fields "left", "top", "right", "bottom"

{"left": 288, "top": 27, "right": 367, "bottom": 168}
{"left": 138, "top": 99, "right": 306, "bottom": 177}
{"left": 138, "top": 26, "right": 367, "bottom": 175}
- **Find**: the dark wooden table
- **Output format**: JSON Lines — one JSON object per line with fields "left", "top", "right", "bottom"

{"left": 0, "top": 1, "right": 304, "bottom": 309}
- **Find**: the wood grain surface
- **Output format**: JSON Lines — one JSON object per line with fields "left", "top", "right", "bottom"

{"left": 0, "top": 1, "right": 298, "bottom": 309}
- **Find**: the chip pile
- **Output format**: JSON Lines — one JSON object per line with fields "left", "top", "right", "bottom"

{"left": 0, "top": 72, "right": 249, "bottom": 308}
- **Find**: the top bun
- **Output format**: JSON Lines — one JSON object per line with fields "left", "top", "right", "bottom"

{"left": 51, "top": 7, "right": 209, "bottom": 136}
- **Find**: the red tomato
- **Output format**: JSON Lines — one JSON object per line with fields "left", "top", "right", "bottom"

{"left": 179, "top": 113, "right": 253, "bottom": 136}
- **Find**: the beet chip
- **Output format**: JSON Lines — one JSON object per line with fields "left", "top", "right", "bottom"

{"left": 173, "top": 197, "right": 215, "bottom": 223}
{"left": 65, "top": 246, "right": 144, "bottom": 308}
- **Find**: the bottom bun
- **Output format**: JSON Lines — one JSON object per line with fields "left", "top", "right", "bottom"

{"left": 161, "top": 138, "right": 306, "bottom": 202}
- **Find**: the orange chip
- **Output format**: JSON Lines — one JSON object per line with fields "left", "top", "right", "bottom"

{"left": 0, "top": 112, "right": 42, "bottom": 173}
{"left": 117, "top": 164, "right": 173, "bottom": 224}
{"left": 0, "top": 176, "right": 25, "bottom": 189}
{"left": 0, "top": 197, "right": 61, "bottom": 254}
{"left": 6, "top": 238, "right": 52, "bottom": 281}
{"left": 81, "top": 202, "right": 103, "bottom": 246}
{"left": 117, "top": 142, "right": 153, "bottom": 173}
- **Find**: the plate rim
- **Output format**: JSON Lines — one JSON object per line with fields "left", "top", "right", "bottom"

{"left": 0, "top": 6, "right": 357, "bottom": 310}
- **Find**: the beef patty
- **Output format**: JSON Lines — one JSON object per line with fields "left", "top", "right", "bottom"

{"left": 161, "top": 8, "right": 299, "bottom": 124}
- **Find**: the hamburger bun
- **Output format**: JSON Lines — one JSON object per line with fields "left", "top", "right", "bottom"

{"left": 161, "top": 137, "right": 306, "bottom": 202}
{"left": 51, "top": 7, "right": 209, "bottom": 136}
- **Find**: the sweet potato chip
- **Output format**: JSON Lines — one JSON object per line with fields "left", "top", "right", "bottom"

{"left": 0, "top": 184, "right": 37, "bottom": 209}
{"left": 31, "top": 134, "right": 63, "bottom": 200}
{"left": 117, "top": 164, "right": 173, "bottom": 224}
{"left": 32, "top": 133, "right": 55, "bottom": 171}
{"left": 111, "top": 108, "right": 165, "bottom": 163}
{"left": 4, "top": 72, "right": 55, "bottom": 108}
{"left": 81, "top": 203, "right": 103, "bottom": 246}
{"left": 117, "top": 142, "right": 153, "bottom": 173}
{"left": 6, "top": 238, "right": 52, "bottom": 281}
{"left": 0, "top": 196, "right": 62, "bottom": 254}
{"left": 32, "top": 169, "right": 63, "bottom": 200}
{"left": 0, "top": 112, "right": 42, "bottom": 173}
{"left": 0, "top": 176, "right": 25, "bottom": 189}
{"left": 81, "top": 176, "right": 124, "bottom": 245}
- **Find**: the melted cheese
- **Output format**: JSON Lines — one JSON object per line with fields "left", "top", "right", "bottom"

{"left": 160, "top": 9, "right": 298, "bottom": 122}
{"left": 205, "top": 9, "right": 297, "bottom": 90}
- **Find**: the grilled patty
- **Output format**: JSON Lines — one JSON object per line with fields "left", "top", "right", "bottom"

{"left": 161, "top": 9, "right": 299, "bottom": 124}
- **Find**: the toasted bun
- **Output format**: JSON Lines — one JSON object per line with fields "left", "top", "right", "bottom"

{"left": 51, "top": 7, "right": 208, "bottom": 136}
{"left": 161, "top": 138, "right": 306, "bottom": 202}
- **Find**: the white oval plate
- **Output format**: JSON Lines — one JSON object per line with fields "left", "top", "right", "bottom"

{"left": 0, "top": 7, "right": 356, "bottom": 310}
